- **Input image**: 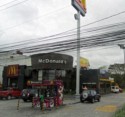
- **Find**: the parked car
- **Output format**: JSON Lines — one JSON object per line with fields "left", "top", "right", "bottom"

{"left": 0, "top": 87, "right": 21, "bottom": 100}
{"left": 80, "top": 90, "right": 101, "bottom": 103}
{"left": 111, "top": 86, "right": 119, "bottom": 93}
{"left": 119, "top": 88, "right": 123, "bottom": 93}
{"left": 21, "top": 88, "right": 38, "bottom": 102}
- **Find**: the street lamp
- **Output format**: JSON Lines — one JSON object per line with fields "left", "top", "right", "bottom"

{"left": 118, "top": 44, "right": 125, "bottom": 75}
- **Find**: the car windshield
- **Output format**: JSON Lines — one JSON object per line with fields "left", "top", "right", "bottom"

{"left": 22, "top": 89, "right": 37, "bottom": 93}
{"left": 30, "top": 89, "right": 37, "bottom": 93}
{"left": 82, "top": 90, "right": 95, "bottom": 94}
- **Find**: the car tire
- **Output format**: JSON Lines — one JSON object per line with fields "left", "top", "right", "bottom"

{"left": 91, "top": 98, "right": 95, "bottom": 103}
{"left": 80, "top": 97, "right": 84, "bottom": 103}
{"left": 98, "top": 98, "right": 100, "bottom": 102}
{"left": 50, "top": 99, "right": 54, "bottom": 108}
{"left": 81, "top": 100, "right": 84, "bottom": 103}
{"left": 23, "top": 99, "right": 27, "bottom": 102}
{"left": 7, "top": 95, "right": 11, "bottom": 100}
{"left": 82, "top": 93, "right": 88, "bottom": 99}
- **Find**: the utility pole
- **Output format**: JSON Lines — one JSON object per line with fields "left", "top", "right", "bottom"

{"left": 118, "top": 44, "right": 125, "bottom": 75}
{"left": 74, "top": 11, "right": 81, "bottom": 96}
{"left": 72, "top": 0, "right": 86, "bottom": 96}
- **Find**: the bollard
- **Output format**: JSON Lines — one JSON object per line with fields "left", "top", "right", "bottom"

{"left": 55, "top": 97, "right": 58, "bottom": 108}
{"left": 32, "top": 97, "right": 34, "bottom": 108}
{"left": 17, "top": 97, "right": 20, "bottom": 110}
{"left": 40, "top": 101, "right": 44, "bottom": 111}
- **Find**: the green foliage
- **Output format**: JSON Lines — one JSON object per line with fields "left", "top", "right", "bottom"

{"left": 108, "top": 63, "right": 125, "bottom": 88}
{"left": 113, "top": 104, "right": 125, "bottom": 117}
{"left": 110, "top": 74, "right": 125, "bottom": 88}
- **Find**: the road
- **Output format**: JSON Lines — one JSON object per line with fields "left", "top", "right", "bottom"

{"left": 0, "top": 92, "right": 125, "bottom": 117}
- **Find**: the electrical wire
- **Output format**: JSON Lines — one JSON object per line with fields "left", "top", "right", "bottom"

{"left": 1, "top": 21, "right": 125, "bottom": 50}
{"left": 0, "top": 0, "right": 29, "bottom": 12}
{"left": 0, "top": 0, "right": 21, "bottom": 7}
{"left": 0, "top": 10, "right": 125, "bottom": 55}
{"left": 0, "top": 6, "right": 125, "bottom": 44}
{"left": 1, "top": 27, "right": 125, "bottom": 54}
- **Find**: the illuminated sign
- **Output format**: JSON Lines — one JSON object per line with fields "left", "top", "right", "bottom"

{"left": 72, "top": 0, "right": 86, "bottom": 16}
{"left": 80, "top": 57, "right": 89, "bottom": 68}
{"left": 7, "top": 65, "right": 19, "bottom": 77}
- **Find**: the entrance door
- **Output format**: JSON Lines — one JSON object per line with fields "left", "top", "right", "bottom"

{"left": 8, "top": 78, "right": 18, "bottom": 87}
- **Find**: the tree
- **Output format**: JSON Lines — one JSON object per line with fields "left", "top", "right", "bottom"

{"left": 108, "top": 64, "right": 125, "bottom": 88}
{"left": 108, "top": 64, "right": 124, "bottom": 75}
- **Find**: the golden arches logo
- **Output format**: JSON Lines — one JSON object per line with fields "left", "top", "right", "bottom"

{"left": 7, "top": 65, "right": 19, "bottom": 77}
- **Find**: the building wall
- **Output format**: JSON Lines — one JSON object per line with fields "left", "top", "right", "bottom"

{"left": 80, "top": 69, "right": 100, "bottom": 93}
{"left": 80, "top": 69, "right": 111, "bottom": 94}
{"left": 0, "top": 66, "right": 3, "bottom": 84}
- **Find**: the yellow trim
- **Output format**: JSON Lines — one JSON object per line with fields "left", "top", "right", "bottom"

{"left": 100, "top": 78, "right": 114, "bottom": 83}
{"left": 96, "top": 105, "right": 117, "bottom": 112}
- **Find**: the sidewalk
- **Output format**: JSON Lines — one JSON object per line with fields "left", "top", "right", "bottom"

{"left": 63, "top": 94, "right": 80, "bottom": 105}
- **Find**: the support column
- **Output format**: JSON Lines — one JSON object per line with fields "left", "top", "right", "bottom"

{"left": 76, "top": 11, "right": 81, "bottom": 96}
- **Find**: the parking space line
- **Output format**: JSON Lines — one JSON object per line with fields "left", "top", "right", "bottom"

{"left": 96, "top": 105, "right": 117, "bottom": 112}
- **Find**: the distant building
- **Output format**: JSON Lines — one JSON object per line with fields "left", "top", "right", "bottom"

{"left": 80, "top": 69, "right": 113, "bottom": 94}
{"left": 0, "top": 51, "right": 31, "bottom": 83}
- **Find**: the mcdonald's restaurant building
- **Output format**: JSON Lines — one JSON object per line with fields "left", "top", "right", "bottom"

{"left": 2, "top": 53, "right": 73, "bottom": 90}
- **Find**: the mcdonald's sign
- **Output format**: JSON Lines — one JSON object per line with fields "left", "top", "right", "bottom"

{"left": 72, "top": 0, "right": 86, "bottom": 16}
{"left": 7, "top": 65, "right": 19, "bottom": 77}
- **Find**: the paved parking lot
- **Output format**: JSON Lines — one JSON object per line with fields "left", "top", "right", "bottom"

{"left": 0, "top": 92, "right": 125, "bottom": 117}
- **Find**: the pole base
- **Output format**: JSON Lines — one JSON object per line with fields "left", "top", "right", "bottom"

{"left": 75, "top": 94, "right": 80, "bottom": 99}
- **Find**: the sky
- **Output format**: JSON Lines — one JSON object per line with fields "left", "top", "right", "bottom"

{"left": 0, "top": 0, "right": 125, "bottom": 69}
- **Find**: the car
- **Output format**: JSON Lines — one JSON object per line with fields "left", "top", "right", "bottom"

{"left": 111, "top": 86, "right": 119, "bottom": 93}
{"left": 80, "top": 89, "right": 101, "bottom": 103}
{"left": 0, "top": 87, "right": 21, "bottom": 100}
{"left": 21, "top": 88, "right": 38, "bottom": 102}
{"left": 119, "top": 88, "right": 123, "bottom": 93}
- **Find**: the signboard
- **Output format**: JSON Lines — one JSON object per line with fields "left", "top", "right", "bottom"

{"left": 80, "top": 57, "right": 89, "bottom": 68}
{"left": 72, "top": 0, "right": 86, "bottom": 16}
{"left": 31, "top": 53, "right": 73, "bottom": 70}
{"left": 7, "top": 65, "right": 19, "bottom": 77}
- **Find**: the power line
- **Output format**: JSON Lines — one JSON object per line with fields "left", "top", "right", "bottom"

{"left": 2, "top": 28, "right": 124, "bottom": 54}
{"left": 0, "top": 5, "right": 70, "bottom": 33}
{"left": 0, "top": 9, "right": 125, "bottom": 53}
{"left": 0, "top": 5, "right": 125, "bottom": 39}
{"left": 1, "top": 21, "right": 125, "bottom": 50}
{"left": 47, "top": 9, "right": 125, "bottom": 37}
{"left": 0, "top": 0, "right": 29, "bottom": 12}
{"left": 63, "top": 45, "right": 118, "bottom": 54}
{"left": 0, "top": 32, "right": 124, "bottom": 53}
{"left": 0, "top": 46, "right": 121, "bottom": 61}
{"left": 0, "top": 0, "right": 20, "bottom": 7}
{"left": 0, "top": 46, "right": 118, "bottom": 61}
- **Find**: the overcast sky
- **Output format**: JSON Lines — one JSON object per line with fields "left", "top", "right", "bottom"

{"left": 0, "top": 0, "right": 125, "bottom": 68}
